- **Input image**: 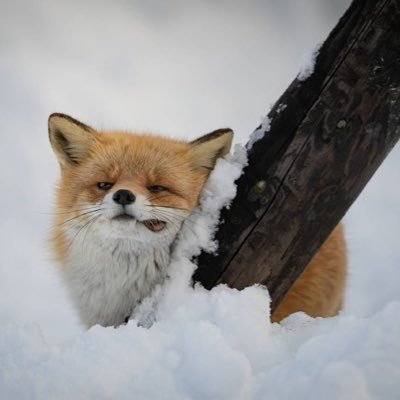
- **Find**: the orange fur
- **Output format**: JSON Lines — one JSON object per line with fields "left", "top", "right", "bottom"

{"left": 272, "top": 224, "right": 347, "bottom": 322}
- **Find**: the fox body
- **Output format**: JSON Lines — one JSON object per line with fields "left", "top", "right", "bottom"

{"left": 49, "top": 113, "right": 346, "bottom": 328}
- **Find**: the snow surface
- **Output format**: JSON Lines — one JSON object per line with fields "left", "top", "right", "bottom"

{"left": 3, "top": 290, "right": 399, "bottom": 400}
{"left": 1, "top": 0, "right": 400, "bottom": 399}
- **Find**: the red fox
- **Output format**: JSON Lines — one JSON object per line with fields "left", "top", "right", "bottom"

{"left": 48, "top": 113, "right": 347, "bottom": 328}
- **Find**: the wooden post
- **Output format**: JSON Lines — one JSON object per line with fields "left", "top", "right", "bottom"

{"left": 192, "top": 0, "right": 400, "bottom": 313}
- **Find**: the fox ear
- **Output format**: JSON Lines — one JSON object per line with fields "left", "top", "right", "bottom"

{"left": 190, "top": 128, "right": 233, "bottom": 172}
{"left": 48, "top": 113, "right": 97, "bottom": 168}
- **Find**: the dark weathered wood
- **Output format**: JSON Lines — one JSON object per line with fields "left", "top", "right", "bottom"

{"left": 193, "top": 0, "right": 400, "bottom": 313}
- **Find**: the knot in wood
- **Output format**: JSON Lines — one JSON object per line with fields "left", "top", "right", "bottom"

{"left": 253, "top": 180, "right": 267, "bottom": 194}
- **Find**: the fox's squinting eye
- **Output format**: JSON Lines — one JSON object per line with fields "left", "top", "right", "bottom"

{"left": 97, "top": 182, "right": 114, "bottom": 191}
{"left": 148, "top": 185, "right": 168, "bottom": 193}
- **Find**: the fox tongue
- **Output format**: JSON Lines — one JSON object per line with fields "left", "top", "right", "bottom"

{"left": 143, "top": 219, "right": 166, "bottom": 232}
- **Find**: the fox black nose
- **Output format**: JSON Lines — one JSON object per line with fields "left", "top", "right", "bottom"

{"left": 113, "top": 189, "right": 136, "bottom": 205}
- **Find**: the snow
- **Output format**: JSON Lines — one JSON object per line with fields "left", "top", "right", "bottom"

{"left": 2, "top": 291, "right": 399, "bottom": 399}
{"left": 297, "top": 43, "right": 321, "bottom": 81}
{"left": 247, "top": 116, "right": 271, "bottom": 149}
{"left": 1, "top": 0, "right": 400, "bottom": 399}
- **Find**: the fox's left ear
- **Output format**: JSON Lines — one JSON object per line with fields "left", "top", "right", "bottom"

{"left": 190, "top": 128, "right": 233, "bottom": 172}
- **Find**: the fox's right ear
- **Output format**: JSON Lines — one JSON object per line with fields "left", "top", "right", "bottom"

{"left": 48, "top": 113, "right": 97, "bottom": 168}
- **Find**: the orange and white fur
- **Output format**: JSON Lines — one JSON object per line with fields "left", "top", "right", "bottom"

{"left": 48, "top": 113, "right": 346, "bottom": 328}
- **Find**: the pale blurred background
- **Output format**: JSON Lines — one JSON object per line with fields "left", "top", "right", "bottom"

{"left": 0, "top": 0, "right": 398, "bottom": 342}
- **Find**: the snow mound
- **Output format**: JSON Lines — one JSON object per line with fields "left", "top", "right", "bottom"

{"left": 2, "top": 294, "right": 399, "bottom": 399}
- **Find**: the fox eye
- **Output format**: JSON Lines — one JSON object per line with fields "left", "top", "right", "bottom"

{"left": 148, "top": 185, "right": 167, "bottom": 193}
{"left": 97, "top": 182, "right": 114, "bottom": 191}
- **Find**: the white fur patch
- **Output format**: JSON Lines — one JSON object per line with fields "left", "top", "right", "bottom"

{"left": 61, "top": 191, "right": 189, "bottom": 327}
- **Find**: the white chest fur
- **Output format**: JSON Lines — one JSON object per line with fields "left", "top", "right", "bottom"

{"left": 62, "top": 233, "right": 170, "bottom": 327}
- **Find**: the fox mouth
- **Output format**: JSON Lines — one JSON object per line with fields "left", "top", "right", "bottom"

{"left": 112, "top": 213, "right": 166, "bottom": 232}
{"left": 141, "top": 219, "right": 167, "bottom": 232}
{"left": 113, "top": 213, "right": 135, "bottom": 222}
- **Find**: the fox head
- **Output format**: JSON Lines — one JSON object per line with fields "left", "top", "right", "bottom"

{"left": 48, "top": 113, "right": 233, "bottom": 257}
